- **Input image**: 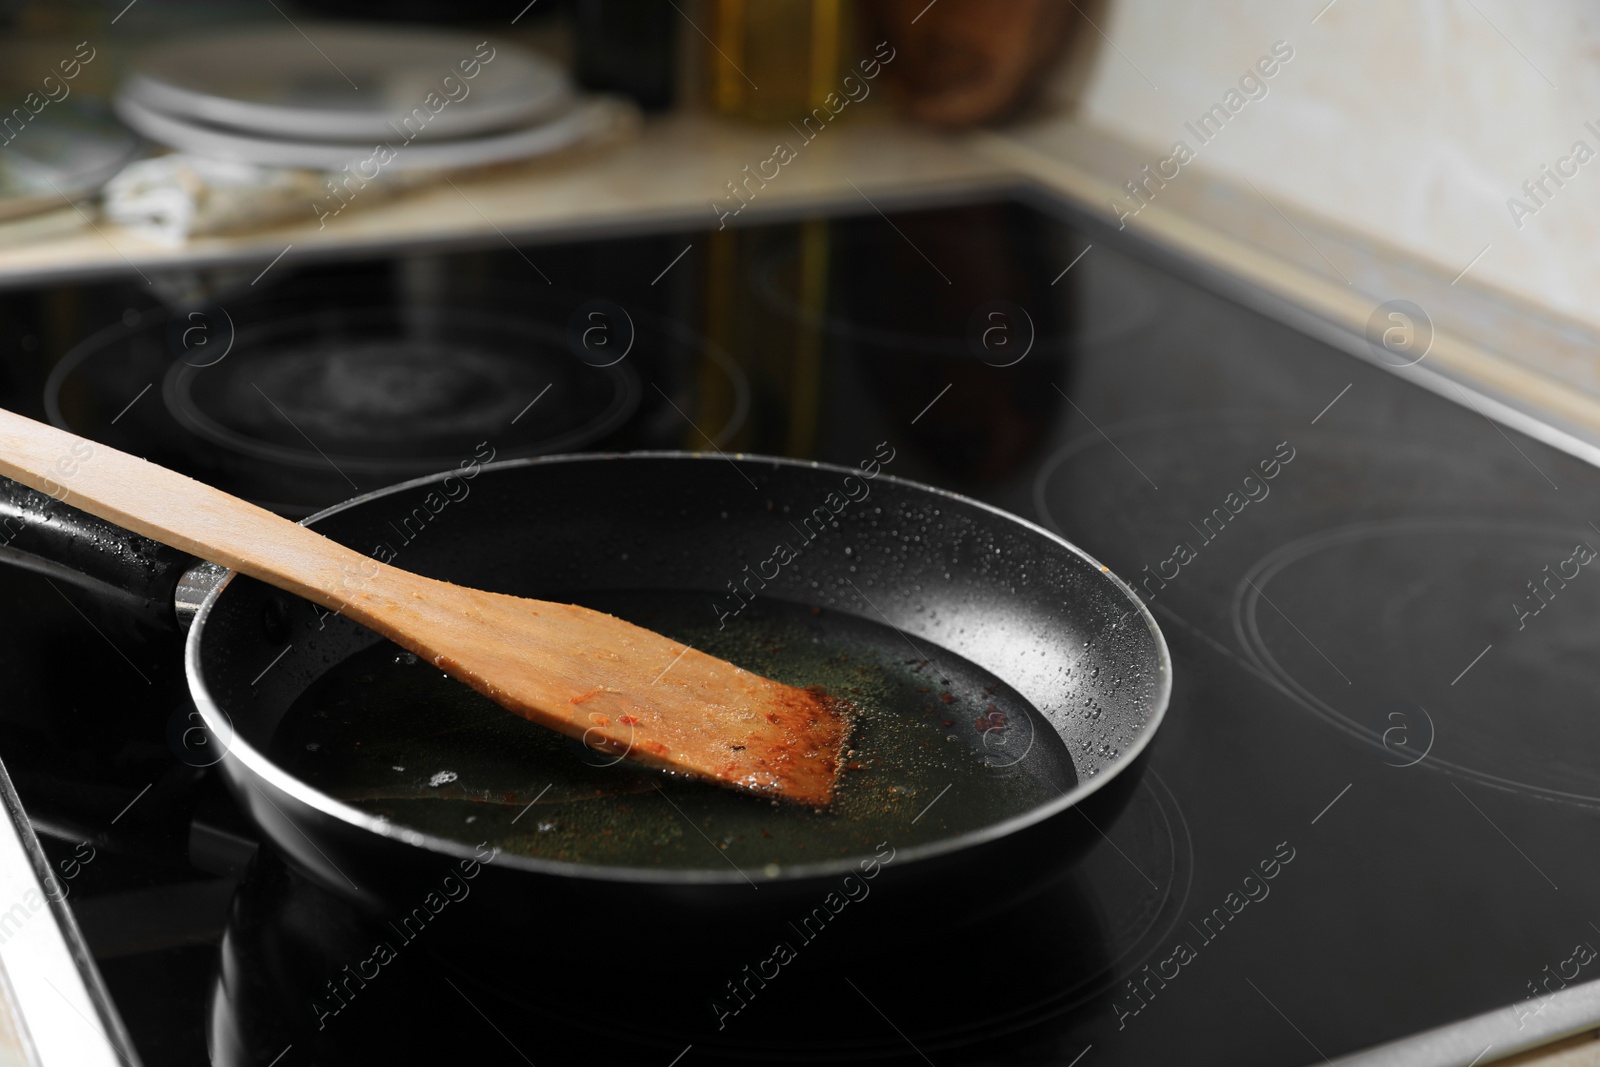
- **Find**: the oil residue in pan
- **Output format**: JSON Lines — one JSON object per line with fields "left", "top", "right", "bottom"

{"left": 270, "top": 591, "right": 1079, "bottom": 871}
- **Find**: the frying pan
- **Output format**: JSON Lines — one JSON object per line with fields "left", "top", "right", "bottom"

{"left": 0, "top": 451, "right": 1170, "bottom": 1048}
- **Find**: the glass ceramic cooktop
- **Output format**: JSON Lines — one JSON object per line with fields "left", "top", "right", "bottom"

{"left": 2, "top": 196, "right": 1597, "bottom": 1065}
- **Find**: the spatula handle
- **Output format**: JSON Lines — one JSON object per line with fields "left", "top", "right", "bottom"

{"left": 0, "top": 407, "right": 381, "bottom": 615}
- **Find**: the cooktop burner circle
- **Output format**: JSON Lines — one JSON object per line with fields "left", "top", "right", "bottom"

{"left": 158, "top": 307, "right": 639, "bottom": 473}
{"left": 1234, "top": 516, "right": 1600, "bottom": 807}
{"left": 1029, "top": 409, "right": 1568, "bottom": 596}
{"left": 43, "top": 296, "right": 750, "bottom": 515}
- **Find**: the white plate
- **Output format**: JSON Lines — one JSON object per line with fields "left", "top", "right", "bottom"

{"left": 120, "top": 24, "right": 570, "bottom": 143}
{"left": 111, "top": 91, "right": 616, "bottom": 172}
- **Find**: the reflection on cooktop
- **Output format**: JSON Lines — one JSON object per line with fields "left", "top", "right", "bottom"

{"left": 207, "top": 769, "right": 1190, "bottom": 1064}
{"left": 745, "top": 209, "right": 1159, "bottom": 488}
{"left": 753, "top": 216, "right": 1158, "bottom": 354}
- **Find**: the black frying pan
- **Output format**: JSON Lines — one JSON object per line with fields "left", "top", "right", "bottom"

{"left": 1, "top": 451, "right": 1170, "bottom": 1054}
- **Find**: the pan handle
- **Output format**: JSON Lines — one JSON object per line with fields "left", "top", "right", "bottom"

{"left": 0, "top": 475, "right": 197, "bottom": 630}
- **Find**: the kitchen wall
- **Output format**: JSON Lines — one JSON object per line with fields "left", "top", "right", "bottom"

{"left": 1048, "top": 0, "right": 1600, "bottom": 332}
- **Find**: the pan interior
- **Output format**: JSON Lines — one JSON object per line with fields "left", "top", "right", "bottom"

{"left": 267, "top": 589, "right": 1078, "bottom": 871}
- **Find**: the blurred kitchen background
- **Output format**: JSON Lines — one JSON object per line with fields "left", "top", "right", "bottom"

{"left": 7, "top": 3, "right": 1600, "bottom": 1066}
{"left": 0, "top": 0, "right": 1593, "bottom": 443}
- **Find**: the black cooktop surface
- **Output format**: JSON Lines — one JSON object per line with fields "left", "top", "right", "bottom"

{"left": 2, "top": 197, "right": 1596, "bottom": 1065}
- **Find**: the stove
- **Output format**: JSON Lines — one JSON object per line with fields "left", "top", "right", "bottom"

{"left": 1, "top": 195, "right": 1597, "bottom": 1065}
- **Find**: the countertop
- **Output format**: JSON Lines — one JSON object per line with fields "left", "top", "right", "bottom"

{"left": 0, "top": 111, "right": 1013, "bottom": 288}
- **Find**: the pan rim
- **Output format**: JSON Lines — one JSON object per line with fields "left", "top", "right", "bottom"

{"left": 186, "top": 450, "right": 1173, "bottom": 887}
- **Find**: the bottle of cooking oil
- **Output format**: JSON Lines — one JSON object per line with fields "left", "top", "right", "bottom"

{"left": 704, "top": 0, "right": 848, "bottom": 122}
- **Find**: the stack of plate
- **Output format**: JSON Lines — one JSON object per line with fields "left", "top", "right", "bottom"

{"left": 113, "top": 24, "right": 602, "bottom": 172}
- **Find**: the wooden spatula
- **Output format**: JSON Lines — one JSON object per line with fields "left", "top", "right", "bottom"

{"left": 0, "top": 409, "right": 851, "bottom": 806}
